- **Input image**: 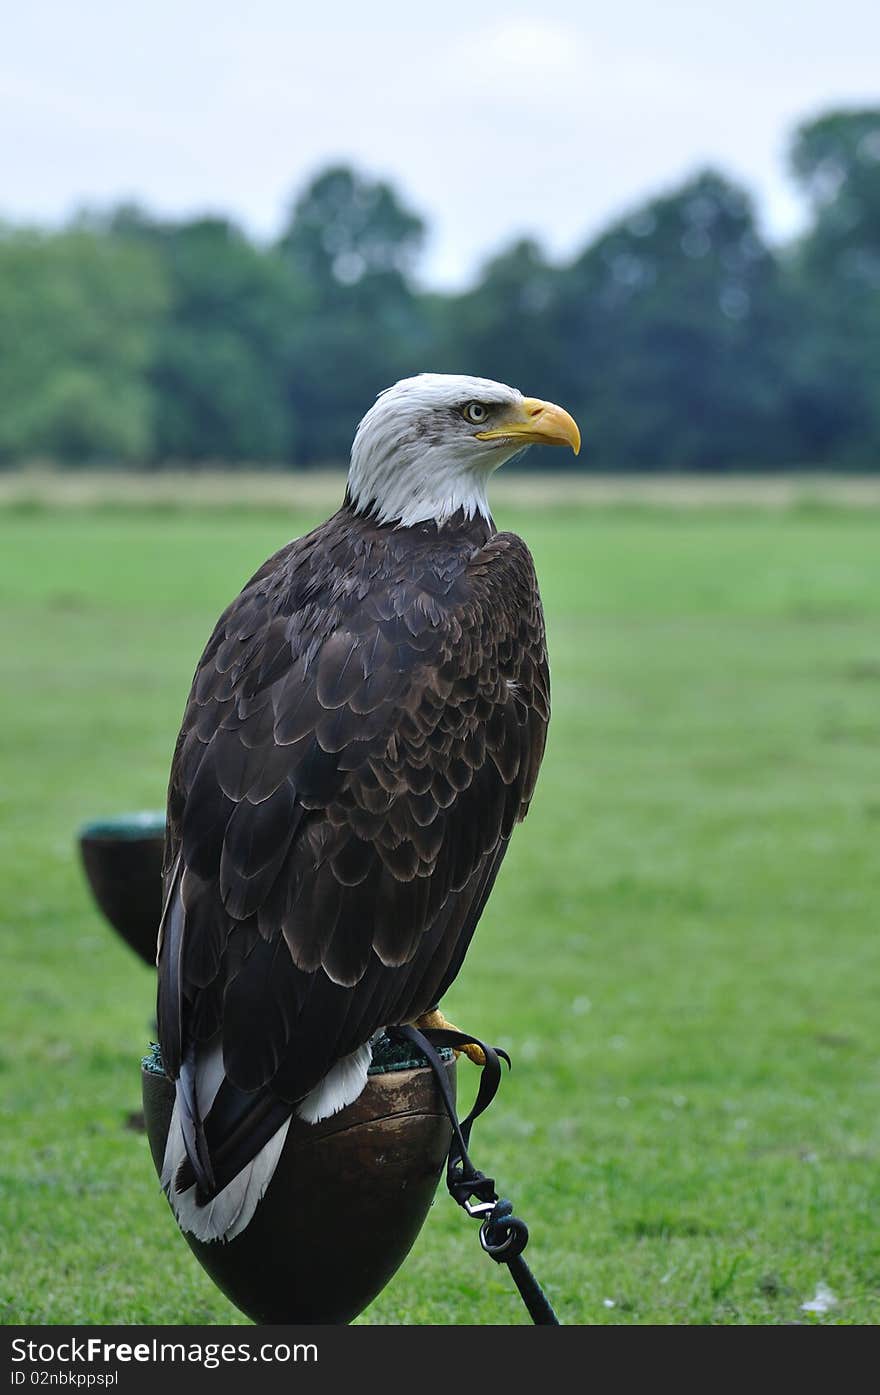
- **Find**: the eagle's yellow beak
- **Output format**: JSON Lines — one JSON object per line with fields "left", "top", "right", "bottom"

{"left": 476, "top": 397, "right": 581, "bottom": 455}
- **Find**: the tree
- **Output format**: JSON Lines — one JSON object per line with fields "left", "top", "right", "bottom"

{"left": 552, "top": 171, "right": 791, "bottom": 469}
{"left": 435, "top": 239, "right": 563, "bottom": 389}
{"left": 110, "top": 212, "right": 306, "bottom": 462}
{"left": 786, "top": 109, "right": 880, "bottom": 464}
{"left": 278, "top": 167, "right": 432, "bottom": 462}
{"left": 0, "top": 227, "right": 167, "bottom": 464}
{"left": 2, "top": 120, "right": 879, "bottom": 473}
{"left": 280, "top": 166, "right": 424, "bottom": 306}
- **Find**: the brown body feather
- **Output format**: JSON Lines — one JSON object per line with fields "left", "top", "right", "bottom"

{"left": 157, "top": 503, "right": 549, "bottom": 1197}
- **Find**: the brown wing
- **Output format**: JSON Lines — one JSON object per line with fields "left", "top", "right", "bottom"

{"left": 157, "top": 508, "right": 548, "bottom": 1187}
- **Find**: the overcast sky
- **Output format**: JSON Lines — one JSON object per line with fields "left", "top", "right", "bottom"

{"left": 2, "top": 2, "right": 878, "bottom": 287}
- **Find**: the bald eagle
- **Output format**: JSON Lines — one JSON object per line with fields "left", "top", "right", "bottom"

{"left": 157, "top": 374, "right": 580, "bottom": 1241}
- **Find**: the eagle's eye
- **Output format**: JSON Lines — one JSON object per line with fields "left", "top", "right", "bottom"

{"left": 463, "top": 402, "right": 488, "bottom": 424}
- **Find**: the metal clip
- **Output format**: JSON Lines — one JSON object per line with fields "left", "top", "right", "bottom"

{"left": 463, "top": 1196, "right": 497, "bottom": 1219}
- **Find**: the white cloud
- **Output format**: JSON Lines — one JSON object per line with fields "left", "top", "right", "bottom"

{"left": 463, "top": 18, "right": 586, "bottom": 85}
{"left": 1, "top": 1, "right": 878, "bottom": 284}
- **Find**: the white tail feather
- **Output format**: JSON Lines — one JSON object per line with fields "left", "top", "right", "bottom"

{"left": 160, "top": 1040, "right": 373, "bottom": 1241}
{"left": 161, "top": 1098, "right": 291, "bottom": 1243}
{"left": 295, "top": 1041, "right": 373, "bottom": 1125}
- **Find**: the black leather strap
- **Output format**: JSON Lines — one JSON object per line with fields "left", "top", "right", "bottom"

{"left": 388, "top": 1023, "right": 559, "bottom": 1326}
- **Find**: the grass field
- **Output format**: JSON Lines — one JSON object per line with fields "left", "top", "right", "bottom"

{"left": 1, "top": 487, "right": 879, "bottom": 1325}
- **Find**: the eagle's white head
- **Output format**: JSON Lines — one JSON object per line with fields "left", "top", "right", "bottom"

{"left": 347, "top": 373, "right": 581, "bottom": 528}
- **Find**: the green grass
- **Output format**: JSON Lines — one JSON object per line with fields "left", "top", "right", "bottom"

{"left": 1, "top": 499, "right": 879, "bottom": 1325}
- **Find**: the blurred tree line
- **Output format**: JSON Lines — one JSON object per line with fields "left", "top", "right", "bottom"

{"left": 1, "top": 108, "right": 879, "bottom": 471}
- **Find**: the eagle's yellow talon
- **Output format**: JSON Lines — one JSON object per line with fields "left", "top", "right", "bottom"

{"left": 413, "top": 1008, "right": 486, "bottom": 1067}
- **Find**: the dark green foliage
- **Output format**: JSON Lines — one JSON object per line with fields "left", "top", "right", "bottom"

{"left": 785, "top": 110, "right": 880, "bottom": 465}
{"left": 1, "top": 107, "right": 879, "bottom": 469}
{"left": 279, "top": 167, "right": 433, "bottom": 461}
{"left": 434, "top": 239, "right": 566, "bottom": 392}
{"left": 114, "top": 211, "right": 304, "bottom": 462}
{"left": 552, "top": 171, "right": 793, "bottom": 470}
{"left": 0, "top": 227, "right": 167, "bottom": 464}
{"left": 279, "top": 165, "right": 425, "bottom": 298}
